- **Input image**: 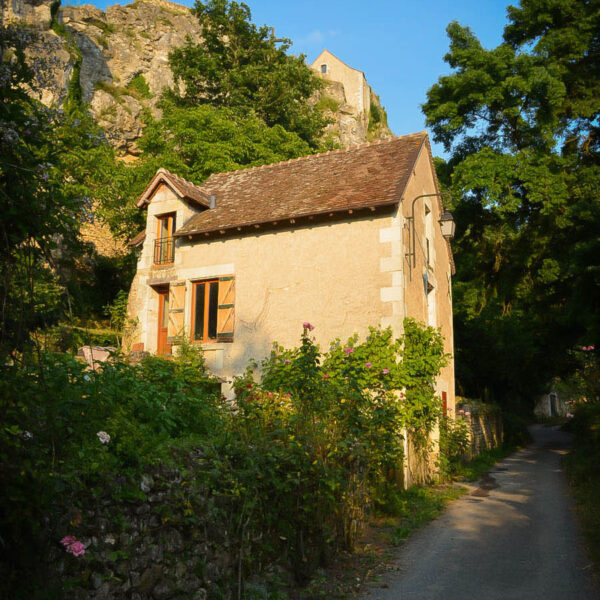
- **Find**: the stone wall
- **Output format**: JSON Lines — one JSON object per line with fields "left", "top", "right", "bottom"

{"left": 457, "top": 400, "right": 503, "bottom": 459}
{"left": 47, "top": 449, "right": 238, "bottom": 599}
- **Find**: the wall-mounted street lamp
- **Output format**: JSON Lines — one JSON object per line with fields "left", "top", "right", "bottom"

{"left": 405, "top": 193, "right": 455, "bottom": 281}
{"left": 439, "top": 209, "right": 456, "bottom": 240}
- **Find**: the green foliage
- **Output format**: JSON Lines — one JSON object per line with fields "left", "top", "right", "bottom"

{"left": 560, "top": 346, "right": 600, "bottom": 404}
{"left": 219, "top": 320, "right": 447, "bottom": 581}
{"left": 315, "top": 95, "right": 341, "bottom": 113}
{"left": 0, "top": 347, "right": 223, "bottom": 594}
{"left": 369, "top": 103, "right": 382, "bottom": 126}
{"left": 126, "top": 74, "right": 152, "bottom": 99}
{"left": 0, "top": 319, "right": 450, "bottom": 594}
{"left": 565, "top": 399, "right": 600, "bottom": 570}
{"left": 0, "top": 22, "right": 116, "bottom": 351}
{"left": 423, "top": 0, "right": 600, "bottom": 408}
{"left": 167, "top": 0, "right": 326, "bottom": 147}
{"left": 386, "top": 485, "right": 465, "bottom": 545}
{"left": 137, "top": 102, "right": 312, "bottom": 181}
{"left": 437, "top": 413, "right": 470, "bottom": 477}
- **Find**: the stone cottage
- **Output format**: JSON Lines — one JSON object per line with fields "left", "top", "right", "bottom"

{"left": 126, "top": 133, "right": 456, "bottom": 410}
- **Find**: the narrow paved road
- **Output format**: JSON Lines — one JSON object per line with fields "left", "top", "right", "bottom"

{"left": 362, "top": 425, "right": 599, "bottom": 600}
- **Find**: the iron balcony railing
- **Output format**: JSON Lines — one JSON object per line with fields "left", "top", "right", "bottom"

{"left": 154, "top": 236, "right": 174, "bottom": 265}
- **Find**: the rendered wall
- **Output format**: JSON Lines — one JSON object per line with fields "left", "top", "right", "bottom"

{"left": 398, "top": 147, "right": 456, "bottom": 412}
{"left": 128, "top": 184, "right": 401, "bottom": 395}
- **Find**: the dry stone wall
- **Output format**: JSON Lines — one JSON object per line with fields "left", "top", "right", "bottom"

{"left": 46, "top": 449, "right": 238, "bottom": 599}
{"left": 457, "top": 400, "right": 503, "bottom": 459}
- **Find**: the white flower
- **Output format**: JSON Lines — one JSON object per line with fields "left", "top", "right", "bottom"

{"left": 97, "top": 431, "right": 110, "bottom": 444}
{"left": 83, "top": 374, "right": 91, "bottom": 382}
{"left": 23, "top": 431, "right": 33, "bottom": 440}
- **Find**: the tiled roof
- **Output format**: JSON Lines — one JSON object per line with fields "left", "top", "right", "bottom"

{"left": 128, "top": 229, "right": 146, "bottom": 247}
{"left": 176, "top": 133, "right": 428, "bottom": 237}
{"left": 136, "top": 168, "right": 211, "bottom": 208}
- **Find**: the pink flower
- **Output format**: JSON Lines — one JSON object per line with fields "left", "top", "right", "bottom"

{"left": 67, "top": 541, "right": 86, "bottom": 557}
{"left": 284, "top": 359, "right": 291, "bottom": 364}
{"left": 582, "top": 346, "right": 589, "bottom": 351}
{"left": 465, "top": 411, "right": 471, "bottom": 417}
{"left": 459, "top": 409, "right": 465, "bottom": 414}
{"left": 302, "top": 322, "right": 315, "bottom": 331}
{"left": 344, "top": 348, "right": 354, "bottom": 355}
{"left": 566, "top": 412, "right": 574, "bottom": 419}
{"left": 382, "top": 368, "right": 390, "bottom": 375}
{"left": 323, "top": 374, "right": 330, "bottom": 379}
{"left": 590, "top": 345, "right": 595, "bottom": 351}
{"left": 365, "top": 362, "right": 372, "bottom": 368}
{"left": 61, "top": 536, "right": 86, "bottom": 557}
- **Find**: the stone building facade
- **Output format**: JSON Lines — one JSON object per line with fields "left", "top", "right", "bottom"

{"left": 126, "top": 133, "right": 456, "bottom": 414}
{"left": 311, "top": 49, "right": 371, "bottom": 130}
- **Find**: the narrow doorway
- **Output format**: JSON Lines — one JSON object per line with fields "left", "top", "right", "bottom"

{"left": 156, "top": 287, "right": 171, "bottom": 356}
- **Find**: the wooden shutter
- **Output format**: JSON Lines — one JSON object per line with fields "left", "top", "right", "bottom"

{"left": 217, "top": 276, "right": 235, "bottom": 341}
{"left": 167, "top": 281, "right": 186, "bottom": 342}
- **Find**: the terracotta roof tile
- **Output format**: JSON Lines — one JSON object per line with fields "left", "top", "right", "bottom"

{"left": 176, "top": 133, "right": 428, "bottom": 237}
{"left": 128, "top": 229, "right": 146, "bottom": 247}
{"left": 137, "top": 168, "right": 211, "bottom": 208}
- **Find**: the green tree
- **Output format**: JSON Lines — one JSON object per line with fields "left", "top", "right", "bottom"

{"left": 0, "top": 20, "right": 129, "bottom": 351}
{"left": 423, "top": 0, "right": 600, "bottom": 406}
{"left": 137, "top": 102, "right": 312, "bottom": 181}
{"left": 168, "top": 0, "right": 326, "bottom": 147}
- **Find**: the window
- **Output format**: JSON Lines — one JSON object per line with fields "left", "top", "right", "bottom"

{"left": 192, "top": 276, "right": 235, "bottom": 342}
{"left": 154, "top": 213, "right": 176, "bottom": 265}
{"left": 193, "top": 280, "right": 219, "bottom": 342}
{"left": 320, "top": 64, "right": 327, "bottom": 74}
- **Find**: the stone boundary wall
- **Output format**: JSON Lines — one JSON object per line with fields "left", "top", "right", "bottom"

{"left": 45, "top": 450, "right": 237, "bottom": 599}
{"left": 457, "top": 400, "right": 503, "bottom": 459}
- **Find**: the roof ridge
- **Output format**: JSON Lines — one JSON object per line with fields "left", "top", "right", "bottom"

{"left": 206, "top": 132, "right": 428, "bottom": 180}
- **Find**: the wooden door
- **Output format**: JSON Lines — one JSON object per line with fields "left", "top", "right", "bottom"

{"left": 157, "top": 288, "right": 171, "bottom": 356}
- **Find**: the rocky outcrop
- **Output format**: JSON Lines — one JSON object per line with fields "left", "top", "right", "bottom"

{"left": 6, "top": 0, "right": 203, "bottom": 156}
{"left": 4, "top": 0, "right": 391, "bottom": 157}
{"left": 313, "top": 81, "right": 393, "bottom": 147}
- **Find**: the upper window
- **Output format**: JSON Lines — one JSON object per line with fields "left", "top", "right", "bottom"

{"left": 320, "top": 64, "right": 328, "bottom": 74}
{"left": 154, "top": 213, "right": 176, "bottom": 265}
{"left": 192, "top": 276, "right": 235, "bottom": 343}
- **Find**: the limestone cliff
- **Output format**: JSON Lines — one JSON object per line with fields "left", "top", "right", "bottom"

{"left": 3, "top": 0, "right": 392, "bottom": 155}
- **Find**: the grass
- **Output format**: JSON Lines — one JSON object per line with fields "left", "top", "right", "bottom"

{"left": 384, "top": 484, "right": 467, "bottom": 546}
{"left": 460, "top": 443, "right": 516, "bottom": 481}
{"left": 316, "top": 95, "right": 341, "bottom": 113}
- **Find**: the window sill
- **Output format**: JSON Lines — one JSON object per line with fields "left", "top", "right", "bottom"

{"left": 191, "top": 340, "right": 233, "bottom": 349}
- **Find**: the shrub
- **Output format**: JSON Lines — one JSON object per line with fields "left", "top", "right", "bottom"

{"left": 0, "top": 347, "right": 223, "bottom": 594}
{"left": 126, "top": 74, "right": 152, "bottom": 99}
{"left": 438, "top": 413, "right": 470, "bottom": 477}
{"left": 0, "top": 318, "right": 449, "bottom": 593}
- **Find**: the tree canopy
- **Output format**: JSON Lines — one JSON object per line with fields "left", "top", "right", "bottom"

{"left": 423, "top": 0, "right": 600, "bottom": 406}
{"left": 168, "top": 0, "right": 326, "bottom": 147}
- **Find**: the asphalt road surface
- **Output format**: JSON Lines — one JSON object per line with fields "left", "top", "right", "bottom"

{"left": 362, "top": 425, "right": 599, "bottom": 600}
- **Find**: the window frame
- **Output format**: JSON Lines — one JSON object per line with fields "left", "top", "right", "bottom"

{"left": 191, "top": 279, "right": 220, "bottom": 343}
{"left": 154, "top": 212, "right": 176, "bottom": 265}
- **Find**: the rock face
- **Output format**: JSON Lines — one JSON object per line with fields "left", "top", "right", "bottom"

{"left": 4, "top": 0, "right": 391, "bottom": 157}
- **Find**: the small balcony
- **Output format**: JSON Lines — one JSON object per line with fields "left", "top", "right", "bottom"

{"left": 154, "top": 237, "right": 174, "bottom": 265}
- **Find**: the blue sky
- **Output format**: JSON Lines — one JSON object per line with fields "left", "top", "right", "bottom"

{"left": 74, "top": 0, "right": 511, "bottom": 157}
